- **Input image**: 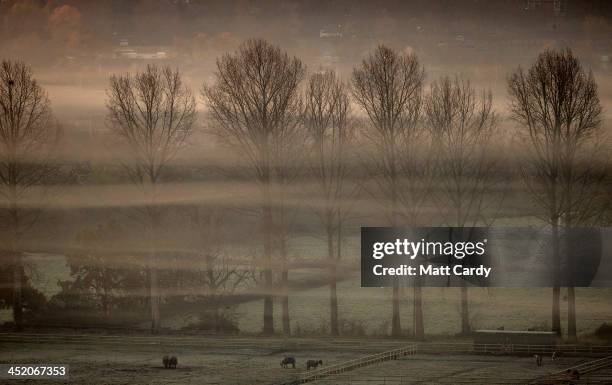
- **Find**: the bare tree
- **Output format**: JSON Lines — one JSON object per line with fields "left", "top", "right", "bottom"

{"left": 106, "top": 64, "right": 196, "bottom": 334}
{"left": 560, "top": 145, "right": 609, "bottom": 342}
{"left": 352, "top": 45, "right": 424, "bottom": 337}
{"left": 396, "top": 95, "right": 433, "bottom": 341}
{"left": 425, "top": 75, "right": 499, "bottom": 335}
{"left": 0, "top": 60, "right": 59, "bottom": 331}
{"left": 304, "top": 70, "right": 354, "bottom": 336}
{"left": 203, "top": 39, "right": 305, "bottom": 334}
{"left": 271, "top": 121, "right": 307, "bottom": 335}
{"left": 508, "top": 49, "right": 603, "bottom": 338}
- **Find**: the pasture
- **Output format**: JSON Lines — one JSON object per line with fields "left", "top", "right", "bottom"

{"left": 0, "top": 335, "right": 606, "bottom": 384}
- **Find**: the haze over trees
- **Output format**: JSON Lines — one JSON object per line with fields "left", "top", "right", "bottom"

{"left": 352, "top": 45, "right": 425, "bottom": 338}
{"left": 0, "top": 60, "right": 59, "bottom": 331}
{"left": 203, "top": 39, "right": 305, "bottom": 335}
{"left": 0, "top": 32, "right": 609, "bottom": 341}
{"left": 183, "top": 206, "right": 254, "bottom": 332}
{"left": 508, "top": 48, "right": 606, "bottom": 340}
{"left": 304, "top": 70, "right": 354, "bottom": 336}
{"left": 106, "top": 64, "right": 196, "bottom": 333}
{"left": 425, "top": 75, "right": 499, "bottom": 335}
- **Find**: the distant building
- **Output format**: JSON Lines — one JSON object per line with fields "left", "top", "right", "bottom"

{"left": 473, "top": 330, "right": 558, "bottom": 350}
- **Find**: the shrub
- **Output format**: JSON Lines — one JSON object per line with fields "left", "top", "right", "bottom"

{"left": 594, "top": 322, "right": 612, "bottom": 339}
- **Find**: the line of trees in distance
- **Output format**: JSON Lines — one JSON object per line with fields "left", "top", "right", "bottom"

{"left": 0, "top": 40, "right": 609, "bottom": 341}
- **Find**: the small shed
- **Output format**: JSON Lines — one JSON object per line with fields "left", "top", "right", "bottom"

{"left": 473, "top": 330, "right": 557, "bottom": 347}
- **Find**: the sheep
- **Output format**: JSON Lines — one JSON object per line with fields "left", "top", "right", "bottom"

{"left": 169, "top": 356, "right": 178, "bottom": 369}
{"left": 306, "top": 360, "right": 323, "bottom": 370}
{"left": 280, "top": 357, "right": 296, "bottom": 368}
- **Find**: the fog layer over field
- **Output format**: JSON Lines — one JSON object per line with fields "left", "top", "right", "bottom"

{"left": 0, "top": 0, "right": 611, "bottom": 339}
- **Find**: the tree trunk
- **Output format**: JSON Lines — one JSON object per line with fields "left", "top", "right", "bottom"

{"left": 390, "top": 144, "right": 402, "bottom": 338}
{"left": 262, "top": 204, "right": 274, "bottom": 335}
{"left": 330, "top": 271, "right": 339, "bottom": 336}
{"left": 281, "top": 268, "right": 290, "bottom": 335}
{"left": 552, "top": 286, "right": 561, "bottom": 336}
{"left": 391, "top": 282, "right": 401, "bottom": 336}
{"left": 279, "top": 211, "right": 290, "bottom": 335}
{"left": 567, "top": 286, "right": 577, "bottom": 342}
{"left": 460, "top": 284, "right": 470, "bottom": 335}
{"left": 103, "top": 294, "right": 111, "bottom": 317}
{"left": 10, "top": 200, "right": 23, "bottom": 332}
{"left": 262, "top": 274, "right": 274, "bottom": 334}
{"left": 213, "top": 305, "right": 220, "bottom": 332}
{"left": 12, "top": 253, "right": 23, "bottom": 332}
{"left": 102, "top": 270, "right": 111, "bottom": 317}
{"left": 149, "top": 207, "right": 161, "bottom": 334}
{"left": 144, "top": 177, "right": 162, "bottom": 334}
{"left": 413, "top": 282, "right": 424, "bottom": 340}
{"left": 330, "top": 226, "right": 340, "bottom": 337}
{"left": 149, "top": 262, "right": 160, "bottom": 334}
{"left": 326, "top": 226, "right": 339, "bottom": 336}
{"left": 551, "top": 221, "right": 562, "bottom": 336}
{"left": 329, "top": 228, "right": 338, "bottom": 337}
{"left": 262, "top": 149, "right": 275, "bottom": 335}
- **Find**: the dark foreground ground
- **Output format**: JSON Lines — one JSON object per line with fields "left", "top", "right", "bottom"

{"left": 0, "top": 334, "right": 608, "bottom": 384}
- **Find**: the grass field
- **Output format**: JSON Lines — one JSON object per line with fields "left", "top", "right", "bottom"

{"left": 0, "top": 336, "right": 606, "bottom": 385}
{"left": 0, "top": 337, "right": 380, "bottom": 385}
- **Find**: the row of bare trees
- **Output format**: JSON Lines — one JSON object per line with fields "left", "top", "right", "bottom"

{"left": 1, "top": 41, "right": 608, "bottom": 339}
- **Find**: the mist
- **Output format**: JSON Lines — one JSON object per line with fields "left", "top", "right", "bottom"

{"left": 1, "top": 2, "right": 612, "bottom": 384}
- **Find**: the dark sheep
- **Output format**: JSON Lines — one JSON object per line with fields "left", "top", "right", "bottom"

{"left": 306, "top": 360, "right": 323, "bottom": 370}
{"left": 280, "top": 357, "right": 296, "bottom": 368}
{"left": 169, "top": 356, "right": 178, "bottom": 369}
{"left": 162, "top": 355, "right": 170, "bottom": 369}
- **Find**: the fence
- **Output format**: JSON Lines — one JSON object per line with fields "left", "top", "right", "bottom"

{"left": 418, "top": 342, "right": 612, "bottom": 356}
{"left": 276, "top": 343, "right": 612, "bottom": 385}
{"left": 531, "top": 355, "right": 612, "bottom": 384}
{"left": 290, "top": 375, "right": 532, "bottom": 385}
{"left": 279, "top": 345, "right": 417, "bottom": 385}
